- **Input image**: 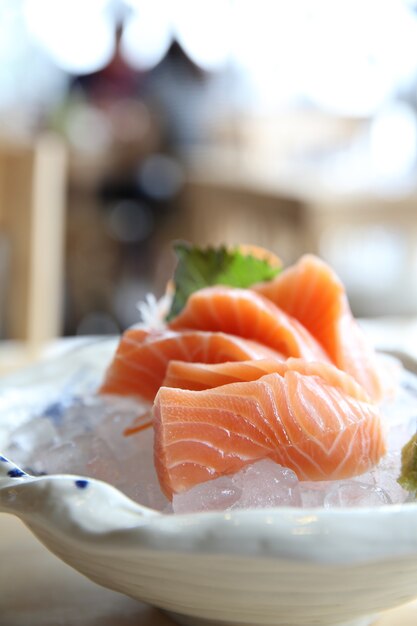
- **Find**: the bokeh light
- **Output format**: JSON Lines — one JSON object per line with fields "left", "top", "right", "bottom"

{"left": 173, "top": 0, "right": 232, "bottom": 71}
{"left": 121, "top": 0, "right": 172, "bottom": 70}
{"left": 23, "top": 0, "right": 115, "bottom": 74}
{"left": 138, "top": 155, "right": 184, "bottom": 200}
{"left": 106, "top": 201, "right": 154, "bottom": 243}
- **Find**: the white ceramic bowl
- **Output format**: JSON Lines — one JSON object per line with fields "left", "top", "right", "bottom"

{"left": 1, "top": 339, "right": 417, "bottom": 626}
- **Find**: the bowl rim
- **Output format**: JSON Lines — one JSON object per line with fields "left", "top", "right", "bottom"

{"left": 2, "top": 459, "right": 417, "bottom": 566}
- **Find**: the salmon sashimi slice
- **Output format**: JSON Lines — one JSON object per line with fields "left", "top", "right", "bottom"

{"left": 253, "top": 255, "right": 385, "bottom": 401}
{"left": 163, "top": 357, "right": 371, "bottom": 399}
{"left": 163, "top": 359, "right": 282, "bottom": 391}
{"left": 154, "top": 363, "right": 386, "bottom": 498}
{"left": 169, "top": 286, "right": 331, "bottom": 363}
{"left": 99, "top": 328, "right": 283, "bottom": 402}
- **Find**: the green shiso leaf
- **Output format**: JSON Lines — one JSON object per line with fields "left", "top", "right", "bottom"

{"left": 398, "top": 432, "right": 417, "bottom": 492}
{"left": 167, "top": 242, "right": 281, "bottom": 321}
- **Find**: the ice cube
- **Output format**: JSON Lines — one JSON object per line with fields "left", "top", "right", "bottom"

{"left": 324, "top": 481, "right": 392, "bottom": 508}
{"left": 173, "top": 475, "right": 242, "bottom": 514}
{"left": 32, "top": 436, "right": 92, "bottom": 476}
{"left": 299, "top": 481, "right": 333, "bottom": 507}
{"left": 374, "top": 472, "right": 409, "bottom": 504}
{"left": 7, "top": 418, "right": 58, "bottom": 466}
{"left": 382, "top": 384, "right": 417, "bottom": 428}
{"left": 94, "top": 401, "right": 150, "bottom": 457}
{"left": 85, "top": 437, "right": 124, "bottom": 485}
{"left": 355, "top": 452, "right": 409, "bottom": 504}
{"left": 386, "top": 420, "right": 417, "bottom": 453}
{"left": 59, "top": 394, "right": 135, "bottom": 435}
{"left": 120, "top": 428, "right": 172, "bottom": 511}
{"left": 352, "top": 470, "right": 377, "bottom": 486}
{"left": 174, "top": 460, "right": 302, "bottom": 514}
{"left": 232, "top": 459, "right": 302, "bottom": 509}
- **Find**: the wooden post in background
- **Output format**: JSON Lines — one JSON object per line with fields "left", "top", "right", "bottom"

{"left": 0, "top": 134, "right": 67, "bottom": 349}
{"left": 28, "top": 134, "right": 67, "bottom": 348}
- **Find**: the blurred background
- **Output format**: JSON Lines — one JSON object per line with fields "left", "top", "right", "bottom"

{"left": 1, "top": 0, "right": 417, "bottom": 368}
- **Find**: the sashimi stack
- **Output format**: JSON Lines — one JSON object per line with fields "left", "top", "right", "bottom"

{"left": 99, "top": 244, "right": 409, "bottom": 511}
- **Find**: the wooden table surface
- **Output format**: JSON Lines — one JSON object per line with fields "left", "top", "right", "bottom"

{"left": 0, "top": 513, "right": 175, "bottom": 626}
{"left": 0, "top": 512, "right": 417, "bottom": 626}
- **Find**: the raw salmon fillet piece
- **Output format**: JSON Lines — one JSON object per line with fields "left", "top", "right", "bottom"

{"left": 99, "top": 328, "right": 283, "bottom": 401}
{"left": 253, "top": 255, "right": 385, "bottom": 400}
{"left": 169, "top": 286, "right": 330, "bottom": 363}
{"left": 163, "top": 358, "right": 371, "bottom": 398}
{"left": 154, "top": 362, "right": 385, "bottom": 498}
{"left": 163, "top": 359, "right": 282, "bottom": 391}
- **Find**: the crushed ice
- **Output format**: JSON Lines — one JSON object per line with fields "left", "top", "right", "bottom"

{"left": 2, "top": 356, "right": 417, "bottom": 513}
{"left": 6, "top": 395, "right": 169, "bottom": 512}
